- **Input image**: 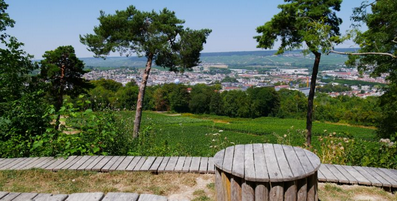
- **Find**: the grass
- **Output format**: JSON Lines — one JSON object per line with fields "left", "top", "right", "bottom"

{"left": 1, "top": 170, "right": 396, "bottom": 200}
{"left": 124, "top": 111, "right": 377, "bottom": 156}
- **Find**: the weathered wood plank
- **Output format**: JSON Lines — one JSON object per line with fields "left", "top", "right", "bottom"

{"left": 221, "top": 172, "right": 231, "bottom": 200}
{"left": 361, "top": 166, "right": 392, "bottom": 187}
{"left": 222, "top": 146, "right": 235, "bottom": 174}
{"left": 102, "top": 192, "right": 139, "bottom": 201}
{"left": 133, "top": 157, "right": 147, "bottom": 171}
{"left": 304, "top": 149, "right": 321, "bottom": 171}
{"left": 107, "top": 156, "right": 126, "bottom": 171}
{"left": 378, "top": 168, "right": 397, "bottom": 183}
{"left": 91, "top": 156, "right": 113, "bottom": 172}
{"left": 0, "top": 192, "right": 8, "bottom": 199}
{"left": 65, "top": 192, "right": 104, "bottom": 201}
{"left": 101, "top": 156, "right": 121, "bottom": 172}
{"left": 253, "top": 143, "right": 268, "bottom": 182}
{"left": 116, "top": 156, "right": 134, "bottom": 171}
{"left": 33, "top": 193, "right": 68, "bottom": 201}
{"left": 0, "top": 159, "right": 7, "bottom": 168}
{"left": 139, "top": 156, "right": 156, "bottom": 171}
{"left": 10, "top": 157, "right": 39, "bottom": 170}
{"left": 164, "top": 157, "right": 178, "bottom": 172}
{"left": 68, "top": 156, "right": 92, "bottom": 170}
{"left": 208, "top": 157, "right": 215, "bottom": 174}
{"left": 199, "top": 157, "right": 209, "bottom": 174}
{"left": 149, "top": 157, "right": 164, "bottom": 172}
{"left": 318, "top": 164, "right": 338, "bottom": 183}
{"left": 269, "top": 182, "right": 283, "bottom": 201}
{"left": 0, "top": 158, "right": 25, "bottom": 170}
{"left": 126, "top": 157, "right": 142, "bottom": 171}
{"left": 293, "top": 147, "right": 314, "bottom": 175}
{"left": 242, "top": 181, "right": 254, "bottom": 201}
{"left": 138, "top": 194, "right": 167, "bottom": 201}
{"left": 60, "top": 156, "right": 84, "bottom": 170}
{"left": 22, "top": 157, "right": 52, "bottom": 170}
{"left": 77, "top": 156, "right": 100, "bottom": 170}
{"left": 157, "top": 157, "right": 170, "bottom": 172}
{"left": 284, "top": 181, "right": 297, "bottom": 201}
{"left": 376, "top": 168, "right": 397, "bottom": 188}
{"left": 213, "top": 149, "right": 224, "bottom": 169}
{"left": 317, "top": 167, "right": 326, "bottom": 182}
{"left": 263, "top": 144, "right": 283, "bottom": 181}
{"left": 189, "top": 157, "right": 201, "bottom": 173}
{"left": 273, "top": 144, "right": 294, "bottom": 181}
{"left": 0, "top": 192, "right": 21, "bottom": 201}
{"left": 297, "top": 178, "right": 307, "bottom": 201}
{"left": 36, "top": 158, "right": 58, "bottom": 169}
{"left": 283, "top": 145, "right": 305, "bottom": 179}
{"left": 323, "top": 164, "right": 349, "bottom": 183}
{"left": 52, "top": 156, "right": 77, "bottom": 171}
{"left": 342, "top": 165, "right": 371, "bottom": 185}
{"left": 333, "top": 164, "right": 358, "bottom": 184}
{"left": 174, "top": 157, "right": 185, "bottom": 172}
{"left": 84, "top": 156, "right": 105, "bottom": 171}
{"left": 353, "top": 166, "right": 382, "bottom": 187}
{"left": 12, "top": 193, "right": 38, "bottom": 201}
{"left": 215, "top": 168, "right": 225, "bottom": 201}
{"left": 244, "top": 144, "right": 255, "bottom": 181}
{"left": 181, "top": 157, "right": 192, "bottom": 173}
{"left": 231, "top": 145, "right": 244, "bottom": 178}
{"left": 231, "top": 176, "right": 242, "bottom": 201}
{"left": 255, "top": 183, "right": 269, "bottom": 201}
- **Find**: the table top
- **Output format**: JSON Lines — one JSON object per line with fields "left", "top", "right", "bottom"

{"left": 213, "top": 143, "right": 321, "bottom": 182}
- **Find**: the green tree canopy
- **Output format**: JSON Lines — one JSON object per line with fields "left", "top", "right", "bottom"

{"left": 255, "top": 0, "right": 342, "bottom": 145}
{"left": 81, "top": 5, "right": 211, "bottom": 138}
{"left": 40, "top": 46, "right": 91, "bottom": 129}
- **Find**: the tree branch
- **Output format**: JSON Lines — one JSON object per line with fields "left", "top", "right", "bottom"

{"left": 330, "top": 50, "right": 396, "bottom": 59}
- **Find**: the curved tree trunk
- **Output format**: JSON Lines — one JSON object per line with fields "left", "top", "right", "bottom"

{"left": 133, "top": 53, "right": 154, "bottom": 138}
{"left": 306, "top": 51, "right": 321, "bottom": 146}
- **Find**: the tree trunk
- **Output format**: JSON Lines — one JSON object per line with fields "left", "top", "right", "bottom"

{"left": 55, "top": 64, "right": 66, "bottom": 130}
{"left": 306, "top": 51, "right": 321, "bottom": 146}
{"left": 133, "top": 53, "right": 154, "bottom": 138}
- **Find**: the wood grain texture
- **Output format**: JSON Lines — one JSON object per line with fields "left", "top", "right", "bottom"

{"left": 181, "top": 157, "right": 192, "bottom": 173}
{"left": 68, "top": 156, "right": 91, "bottom": 170}
{"left": 222, "top": 172, "right": 231, "bottom": 201}
{"left": 149, "top": 157, "right": 164, "bottom": 172}
{"left": 241, "top": 181, "right": 254, "bottom": 201}
{"left": 232, "top": 145, "right": 245, "bottom": 178}
{"left": 91, "top": 156, "right": 113, "bottom": 172}
{"left": 23, "top": 157, "right": 53, "bottom": 170}
{"left": 343, "top": 165, "right": 371, "bottom": 185}
{"left": 11, "top": 193, "right": 38, "bottom": 201}
{"left": 85, "top": 156, "right": 105, "bottom": 171}
{"left": 361, "top": 166, "right": 391, "bottom": 187}
{"left": 138, "top": 194, "right": 167, "bottom": 201}
{"left": 323, "top": 164, "right": 349, "bottom": 183}
{"left": 133, "top": 157, "right": 147, "bottom": 171}
{"left": 223, "top": 146, "right": 235, "bottom": 174}
{"left": 253, "top": 144, "right": 268, "bottom": 182}
{"left": 102, "top": 192, "right": 139, "bottom": 201}
{"left": 189, "top": 157, "right": 200, "bottom": 173}
{"left": 353, "top": 166, "right": 382, "bottom": 187}
{"left": 284, "top": 181, "right": 297, "bottom": 201}
{"left": 139, "top": 157, "right": 156, "bottom": 171}
{"left": 297, "top": 178, "right": 307, "bottom": 201}
{"left": 53, "top": 156, "right": 78, "bottom": 171}
{"left": 157, "top": 157, "right": 170, "bottom": 172}
{"left": 33, "top": 193, "right": 68, "bottom": 201}
{"left": 1, "top": 193, "right": 20, "bottom": 201}
{"left": 269, "top": 182, "right": 283, "bottom": 201}
{"left": 263, "top": 144, "right": 283, "bottom": 181}
{"left": 318, "top": 164, "right": 338, "bottom": 183}
{"left": 231, "top": 176, "right": 242, "bottom": 201}
{"left": 164, "top": 157, "right": 178, "bottom": 172}
{"left": 100, "top": 156, "right": 121, "bottom": 172}
{"left": 65, "top": 192, "right": 104, "bottom": 201}
{"left": 213, "top": 149, "right": 225, "bottom": 169}
{"left": 244, "top": 144, "right": 255, "bottom": 181}
{"left": 0, "top": 192, "right": 8, "bottom": 199}
{"left": 255, "top": 183, "right": 269, "bottom": 201}
{"left": 333, "top": 164, "right": 358, "bottom": 184}
{"left": 125, "top": 156, "right": 141, "bottom": 171}
{"left": 207, "top": 157, "right": 215, "bottom": 174}
{"left": 108, "top": 156, "right": 127, "bottom": 171}
{"left": 273, "top": 144, "right": 294, "bottom": 179}
{"left": 215, "top": 167, "right": 225, "bottom": 201}
{"left": 174, "top": 157, "right": 185, "bottom": 172}
{"left": 116, "top": 156, "right": 134, "bottom": 171}
{"left": 199, "top": 157, "right": 209, "bottom": 174}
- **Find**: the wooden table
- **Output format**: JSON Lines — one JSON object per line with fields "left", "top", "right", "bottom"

{"left": 213, "top": 144, "right": 321, "bottom": 201}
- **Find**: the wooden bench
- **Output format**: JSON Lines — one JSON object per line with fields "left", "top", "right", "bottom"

{"left": 213, "top": 144, "right": 321, "bottom": 201}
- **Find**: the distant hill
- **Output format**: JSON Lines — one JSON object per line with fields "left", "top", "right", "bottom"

{"left": 81, "top": 48, "right": 358, "bottom": 70}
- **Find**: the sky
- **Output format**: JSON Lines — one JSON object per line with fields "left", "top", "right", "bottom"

{"left": 5, "top": 0, "right": 362, "bottom": 59}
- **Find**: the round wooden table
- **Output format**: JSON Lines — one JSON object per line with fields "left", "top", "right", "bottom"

{"left": 213, "top": 143, "right": 321, "bottom": 201}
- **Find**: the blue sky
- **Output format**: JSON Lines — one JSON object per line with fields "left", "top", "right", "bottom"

{"left": 5, "top": 0, "right": 362, "bottom": 59}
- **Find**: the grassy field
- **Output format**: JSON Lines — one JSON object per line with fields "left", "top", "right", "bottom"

{"left": 119, "top": 111, "right": 377, "bottom": 157}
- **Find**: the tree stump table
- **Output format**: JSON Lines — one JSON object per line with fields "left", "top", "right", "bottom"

{"left": 213, "top": 144, "right": 321, "bottom": 201}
